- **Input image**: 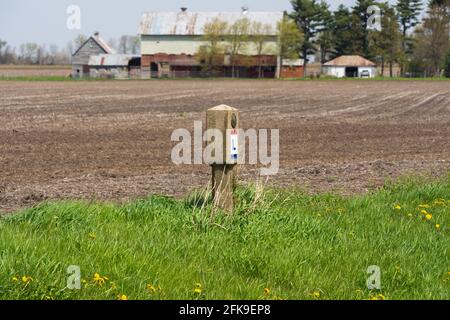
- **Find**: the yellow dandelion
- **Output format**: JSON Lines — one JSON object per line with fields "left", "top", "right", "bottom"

{"left": 394, "top": 205, "right": 402, "bottom": 210}
{"left": 147, "top": 284, "right": 157, "bottom": 294}
{"left": 193, "top": 283, "right": 202, "bottom": 294}
{"left": 420, "top": 210, "right": 429, "bottom": 215}
{"left": 311, "top": 291, "right": 321, "bottom": 299}
{"left": 21, "top": 276, "right": 33, "bottom": 284}
{"left": 435, "top": 224, "right": 441, "bottom": 230}
{"left": 425, "top": 214, "right": 432, "bottom": 221}
{"left": 263, "top": 288, "right": 271, "bottom": 295}
{"left": 12, "top": 276, "right": 18, "bottom": 282}
{"left": 118, "top": 294, "right": 128, "bottom": 301}
{"left": 93, "top": 273, "right": 107, "bottom": 286}
{"left": 434, "top": 199, "right": 446, "bottom": 206}
{"left": 194, "top": 287, "right": 202, "bottom": 294}
{"left": 370, "top": 293, "right": 386, "bottom": 300}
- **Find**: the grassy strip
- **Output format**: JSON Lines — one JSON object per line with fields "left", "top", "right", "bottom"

{"left": 0, "top": 175, "right": 449, "bottom": 300}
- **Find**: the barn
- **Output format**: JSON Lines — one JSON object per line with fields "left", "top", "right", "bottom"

{"left": 138, "top": 8, "right": 300, "bottom": 79}
{"left": 322, "top": 55, "right": 377, "bottom": 78}
{"left": 71, "top": 32, "right": 115, "bottom": 78}
{"left": 88, "top": 54, "right": 141, "bottom": 79}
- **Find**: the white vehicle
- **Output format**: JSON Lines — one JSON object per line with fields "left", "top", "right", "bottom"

{"left": 360, "top": 70, "right": 371, "bottom": 78}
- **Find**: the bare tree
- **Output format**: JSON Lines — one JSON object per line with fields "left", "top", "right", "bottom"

{"left": 226, "top": 18, "right": 251, "bottom": 78}
{"left": 108, "top": 38, "right": 118, "bottom": 53}
{"left": 413, "top": 4, "right": 450, "bottom": 76}
{"left": 73, "top": 34, "right": 88, "bottom": 53}
{"left": 0, "top": 39, "right": 7, "bottom": 61}
{"left": 251, "top": 22, "right": 274, "bottom": 78}
{"left": 117, "top": 35, "right": 140, "bottom": 54}
{"left": 130, "top": 36, "right": 140, "bottom": 54}
{"left": 18, "top": 43, "right": 39, "bottom": 64}
{"left": 197, "top": 18, "right": 228, "bottom": 75}
{"left": 118, "top": 35, "right": 128, "bottom": 54}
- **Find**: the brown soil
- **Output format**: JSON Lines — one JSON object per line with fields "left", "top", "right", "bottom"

{"left": 0, "top": 80, "right": 449, "bottom": 214}
{"left": 0, "top": 65, "right": 71, "bottom": 77}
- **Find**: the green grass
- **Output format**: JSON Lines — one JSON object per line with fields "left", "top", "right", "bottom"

{"left": 0, "top": 175, "right": 449, "bottom": 300}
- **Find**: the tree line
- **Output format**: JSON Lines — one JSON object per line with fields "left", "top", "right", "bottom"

{"left": 197, "top": 17, "right": 303, "bottom": 78}
{"left": 292, "top": 0, "right": 449, "bottom": 77}
{"left": 1, "top": 1, "right": 449, "bottom": 77}
{"left": 198, "top": 0, "right": 449, "bottom": 77}
{"left": 0, "top": 34, "right": 140, "bottom": 66}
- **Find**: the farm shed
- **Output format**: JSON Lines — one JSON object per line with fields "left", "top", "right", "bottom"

{"left": 281, "top": 59, "right": 305, "bottom": 78}
{"left": 88, "top": 54, "right": 141, "bottom": 79}
{"left": 138, "top": 8, "right": 287, "bottom": 79}
{"left": 72, "top": 32, "right": 115, "bottom": 78}
{"left": 322, "top": 55, "right": 377, "bottom": 78}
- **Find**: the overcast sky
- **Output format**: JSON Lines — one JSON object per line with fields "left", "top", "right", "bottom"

{"left": 1, "top": 0, "right": 399, "bottom": 48}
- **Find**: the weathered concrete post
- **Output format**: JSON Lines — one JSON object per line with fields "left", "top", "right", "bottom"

{"left": 206, "top": 105, "right": 240, "bottom": 213}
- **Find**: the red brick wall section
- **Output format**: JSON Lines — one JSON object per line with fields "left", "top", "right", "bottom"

{"left": 280, "top": 66, "right": 304, "bottom": 78}
{"left": 141, "top": 55, "right": 152, "bottom": 67}
{"left": 142, "top": 54, "right": 278, "bottom": 67}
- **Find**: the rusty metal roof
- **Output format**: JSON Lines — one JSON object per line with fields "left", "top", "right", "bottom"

{"left": 139, "top": 11, "right": 284, "bottom": 36}
{"left": 93, "top": 36, "right": 116, "bottom": 54}
{"left": 282, "top": 59, "right": 304, "bottom": 66}
{"left": 88, "top": 54, "right": 139, "bottom": 66}
{"left": 323, "top": 55, "right": 376, "bottom": 67}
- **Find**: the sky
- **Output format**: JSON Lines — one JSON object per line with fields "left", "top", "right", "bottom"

{"left": 0, "top": 0, "right": 397, "bottom": 48}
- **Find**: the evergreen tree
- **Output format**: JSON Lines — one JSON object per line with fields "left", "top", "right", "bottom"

{"left": 351, "top": 0, "right": 379, "bottom": 58}
{"left": 332, "top": 5, "right": 357, "bottom": 56}
{"left": 316, "top": 3, "right": 334, "bottom": 63}
{"left": 396, "top": 0, "right": 423, "bottom": 39}
{"left": 290, "top": 0, "right": 328, "bottom": 73}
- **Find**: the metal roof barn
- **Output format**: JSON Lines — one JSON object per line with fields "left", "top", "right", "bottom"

{"left": 139, "top": 11, "right": 284, "bottom": 36}
{"left": 88, "top": 54, "right": 139, "bottom": 66}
